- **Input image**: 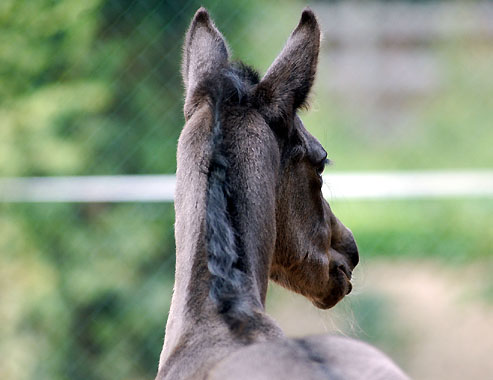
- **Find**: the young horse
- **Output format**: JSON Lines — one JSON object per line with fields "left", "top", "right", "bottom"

{"left": 156, "top": 8, "right": 408, "bottom": 380}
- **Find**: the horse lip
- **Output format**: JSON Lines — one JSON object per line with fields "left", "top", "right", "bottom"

{"left": 337, "top": 264, "right": 353, "bottom": 295}
{"left": 346, "top": 281, "right": 353, "bottom": 295}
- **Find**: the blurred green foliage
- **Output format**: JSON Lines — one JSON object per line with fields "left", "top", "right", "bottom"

{"left": 0, "top": 0, "right": 261, "bottom": 379}
{"left": 331, "top": 199, "right": 493, "bottom": 262}
{"left": 305, "top": 44, "right": 493, "bottom": 171}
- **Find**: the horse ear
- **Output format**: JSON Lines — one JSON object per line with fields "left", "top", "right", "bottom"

{"left": 182, "top": 8, "right": 229, "bottom": 118}
{"left": 256, "top": 8, "right": 320, "bottom": 121}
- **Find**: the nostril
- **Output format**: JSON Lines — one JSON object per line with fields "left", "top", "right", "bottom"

{"left": 332, "top": 228, "right": 360, "bottom": 268}
{"left": 334, "top": 239, "right": 359, "bottom": 269}
{"left": 348, "top": 243, "right": 359, "bottom": 268}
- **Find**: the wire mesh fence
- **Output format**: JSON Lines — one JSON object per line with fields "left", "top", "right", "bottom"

{"left": 1, "top": 1, "right": 492, "bottom": 379}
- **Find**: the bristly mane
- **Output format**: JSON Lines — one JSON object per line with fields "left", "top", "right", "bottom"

{"left": 202, "top": 62, "right": 260, "bottom": 331}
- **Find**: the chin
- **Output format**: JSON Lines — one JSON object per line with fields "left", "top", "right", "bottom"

{"left": 311, "top": 272, "right": 352, "bottom": 310}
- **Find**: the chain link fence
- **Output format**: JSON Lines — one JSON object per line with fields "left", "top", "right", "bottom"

{"left": 1, "top": 1, "right": 492, "bottom": 379}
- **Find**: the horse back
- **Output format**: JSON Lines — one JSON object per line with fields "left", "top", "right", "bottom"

{"left": 207, "top": 335, "right": 409, "bottom": 380}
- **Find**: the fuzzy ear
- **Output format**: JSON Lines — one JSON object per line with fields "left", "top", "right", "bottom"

{"left": 182, "top": 8, "right": 229, "bottom": 117}
{"left": 256, "top": 8, "right": 320, "bottom": 121}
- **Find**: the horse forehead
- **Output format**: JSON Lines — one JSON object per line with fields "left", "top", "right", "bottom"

{"left": 225, "top": 108, "right": 267, "bottom": 135}
{"left": 294, "top": 115, "right": 324, "bottom": 153}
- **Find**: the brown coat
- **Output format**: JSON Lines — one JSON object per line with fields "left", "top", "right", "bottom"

{"left": 156, "top": 8, "right": 408, "bottom": 380}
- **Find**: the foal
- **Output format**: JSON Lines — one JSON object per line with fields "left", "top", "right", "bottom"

{"left": 156, "top": 8, "right": 408, "bottom": 380}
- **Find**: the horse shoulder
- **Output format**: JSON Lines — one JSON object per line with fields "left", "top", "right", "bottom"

{"left": 206, "top": 335, "right": 409, "bottom": 380}
{"left": 299, "top": 335, "right": 410, "bottom": 380}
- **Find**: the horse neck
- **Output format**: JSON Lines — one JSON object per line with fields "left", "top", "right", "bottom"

{"left": 159, "top": 108, "right": 283, "bottom": 368}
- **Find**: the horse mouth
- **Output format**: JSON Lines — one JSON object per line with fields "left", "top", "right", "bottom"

{"left": 337, "top": 264, "right": 353, "bottom": 295}
{"left": 311, "top": 262, "right": 353, "bottom": 309}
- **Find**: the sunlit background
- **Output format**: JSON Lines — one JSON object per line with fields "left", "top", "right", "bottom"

{"left": 1, "top": 1, "right": 492, "bottom": 379}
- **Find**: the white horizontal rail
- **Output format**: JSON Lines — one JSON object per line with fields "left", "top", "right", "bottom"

{"left": 0, "top": 171, "right": 492, "bottom": 203}
{"left": 0, "top": 175, "right": 176, "bottom": 203}
{"left": 321, "top": 170, "right": 493, "bottom": 200}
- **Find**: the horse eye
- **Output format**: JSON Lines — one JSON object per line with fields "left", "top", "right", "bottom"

{"left": 316, "top": 158, "right": 329, "bottom": 176}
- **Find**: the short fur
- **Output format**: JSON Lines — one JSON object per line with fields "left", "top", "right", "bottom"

{"left": 156, "top": 7, "right": 408, "bottom": 380}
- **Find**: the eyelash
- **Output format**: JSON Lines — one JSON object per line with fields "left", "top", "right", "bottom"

{"left": 316, "top": 158, "right": 330, "bottom": 175}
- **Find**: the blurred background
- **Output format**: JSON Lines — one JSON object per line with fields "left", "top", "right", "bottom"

{"left": 1, "top": 1, "right": 492, "bottom": 379}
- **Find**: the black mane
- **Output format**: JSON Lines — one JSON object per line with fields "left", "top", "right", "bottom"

{"left": 203, "top": 63, "right": 259, "bottom": 331}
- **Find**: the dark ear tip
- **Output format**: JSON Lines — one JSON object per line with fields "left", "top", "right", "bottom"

{"left": 193, "top": 7, "right": 211, "bottom": 25}
{"left": 300, "top": 7, "right": 317, "bottom": 26}
{"left": 298, "top": 7, "right": 319, "bottom": 29}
